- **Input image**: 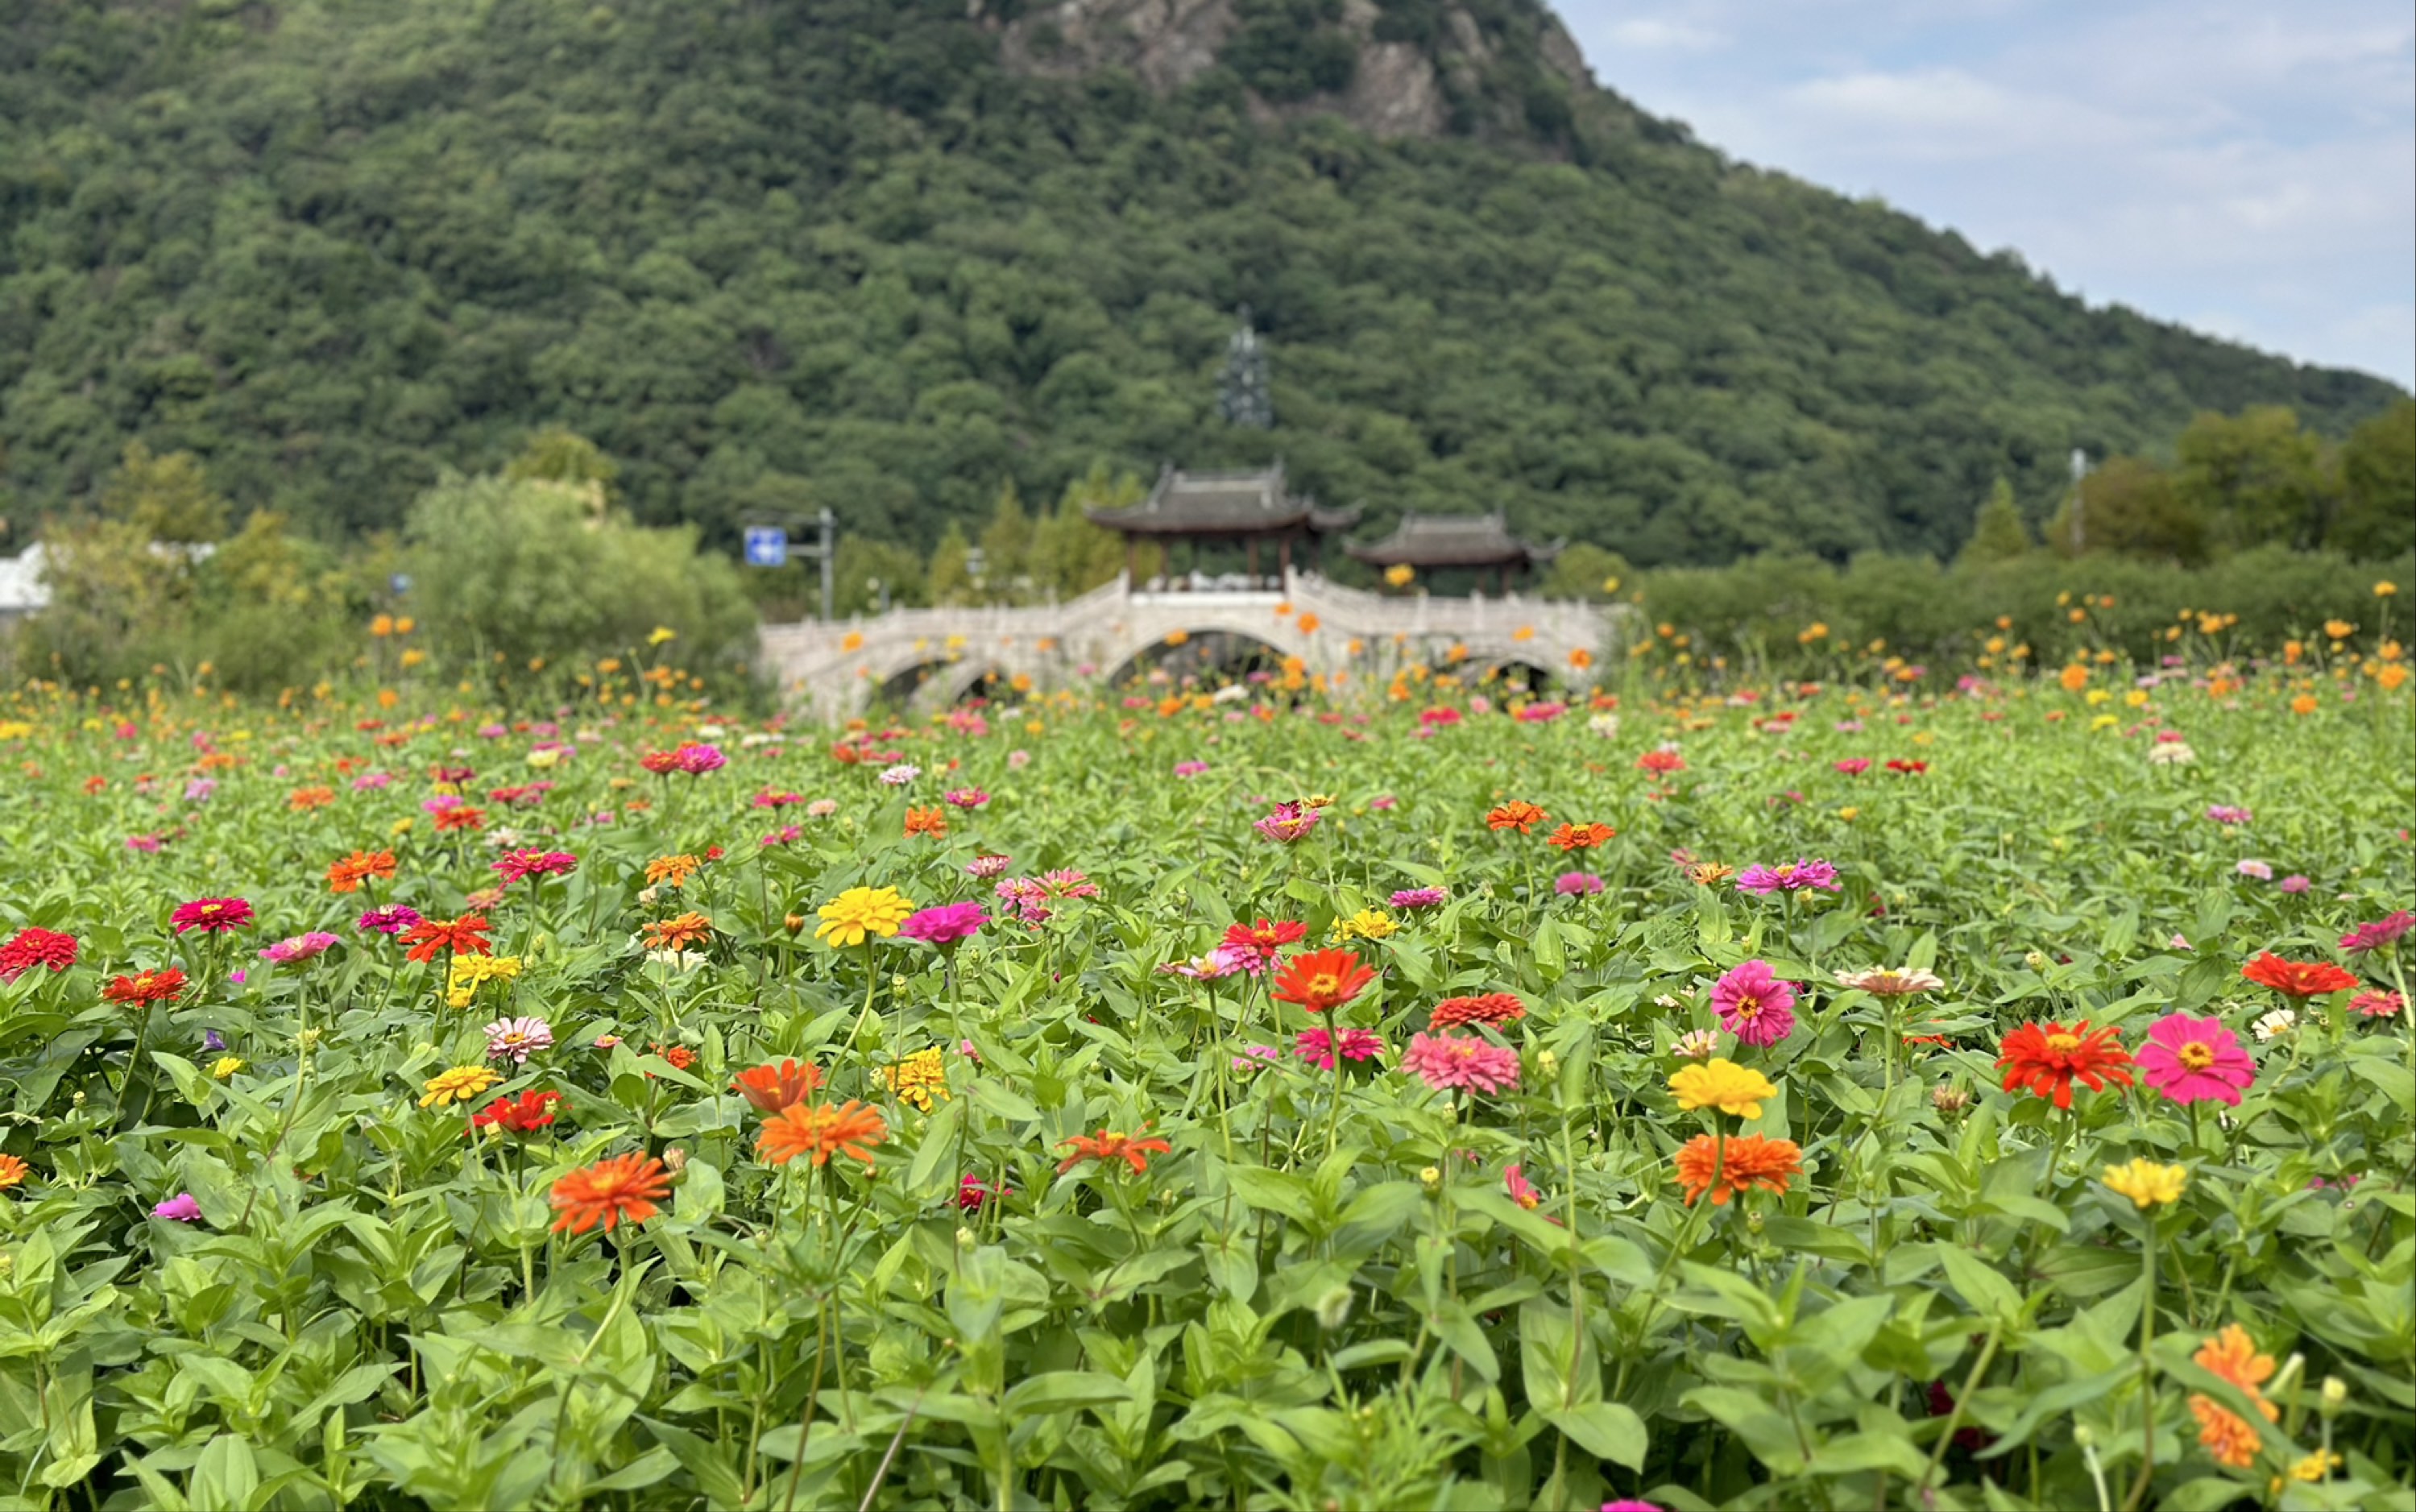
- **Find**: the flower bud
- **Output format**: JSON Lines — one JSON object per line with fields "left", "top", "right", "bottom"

{"left": 1932, "top": 1083, "right": 1973, "bottom": 1116}
{"left": 2320, "top": 1377, "right": 2348, "bottom": 1417}
{"left": 1536, "top": 1050, "right": 1558, "bottom": 1078}
{"left": 2023, "top": 950, "right": 2047, "bottom": 970}
{"left": 1419, "top": 1166, "right": 1442, "bottom": 1195}
{"left": 662, "top": 1146, "right": 688, "bottom": 1174}
{"left": 955, "top": 1226, "right": 977, "bottom": 1248}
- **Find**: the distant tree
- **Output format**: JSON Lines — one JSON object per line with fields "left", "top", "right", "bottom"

{"left": 1027, "top": 464, "right": 1150, "bottom": 599}
{"left": 21, "top": 517, "right": 195, "bottom": 682}
{"left": 2045, "top": 457, "right": 2208, "bottom": 565}
{"left": 1958, "top": 478, "right": 2032, "bottom": 565}
{"left": 2331, "top": 398, "right": 2416, "bottom": 561}
{"left": 2173, "top": 406, "right": 2330, "bottom": 550}
{"left": 832, "top": 537, "right": 930, "bottom": 617}
{"left": 1540, "top": 542, "right": 1632, "bottom": 600}
{"left": 101, "top": 441, "right": 228, "bottom": 544}
{"left": 926, "top": 522, "right": 976, "bottom": 605}
{"left": 978, "top": 483, "right": 1034, "bottom": 601}
{"left": 504, "top": 428, "right": 620, "bottom": 518}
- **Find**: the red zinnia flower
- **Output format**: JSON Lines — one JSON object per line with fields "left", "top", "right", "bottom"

{"left": 1545, "top": 821, "right": 1616, "bottom": 851}
{"left": 1635, "top": 750, "right": 1685, "bottom": 775}
{"left": 1270, "top": 948, "right": 1378, "bottom": 1014}
{"left": 104, "top": 967, "right": 188, "bottom": 1005}
{"left": 470, "top": 1089, "right": 564, "bottom": 1134}
{"left": 1995, "top": 1020, "right": 2135, "bottom": 1109}
{"left": 433, "top": 806, "right": 487, "bottom": 833}
{"left": 1427, "top": 992, "right": 1527, "bottom": 1030}
{"left": 1220, "top": 918, "right": 1306, "bottom": 970}
{"left": 2240, "top": 952, "right": 2359, "bottom": 998}
{"left": 0, "top": 926, "right": 78, "bottom": 984}
{"left": 640, "top": 750, "right": 682, "bottom": 775}
{"left": 399, "top": 914, "right": 494, "bottom": 963}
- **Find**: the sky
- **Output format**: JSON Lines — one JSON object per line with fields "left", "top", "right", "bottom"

{"left": 1552, "top": 0, "right": 2415, "bottom": 389}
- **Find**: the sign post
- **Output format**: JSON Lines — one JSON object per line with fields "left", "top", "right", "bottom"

{"left": 740, "top": 508, "right": 838, "bottom": 622}
{"left": 743, "top": 527, "right": 788, "bottom": 568}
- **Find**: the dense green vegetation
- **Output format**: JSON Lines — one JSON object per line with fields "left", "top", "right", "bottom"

{"left": 2, "top": 0, "right": 2404, "bottom": 573}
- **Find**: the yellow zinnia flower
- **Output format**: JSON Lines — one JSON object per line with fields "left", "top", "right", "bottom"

{"left": 881, "top": 1046, "right": 951, "bottom": 1112}
{"left": 814, "top": 886, "right": 914, "bottom": 948}
{"left": 1330, "top": 908, "right": 1398, "bottom": 942}
{"left": 2101, "top": 1158, "right": 2188, "bottom": 1208}
{"left": 420, "top": 1065, "right": 502, "bottom": 1108}
{"left": 1668, "top": 1058, "right": 1776, "bottom": 1120}
{"left": 209, "top": 1056, "right": 244, "bottom": 1080}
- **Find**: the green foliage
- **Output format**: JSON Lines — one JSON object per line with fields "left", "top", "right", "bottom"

{"left": 830, "top": 536, "right": 930, "bottom": 618}
{"left": 1226, "top": 0, "right": 1357, "bottom": 102}
{"left": 0, "top": 0, "right": 2399, "bottom": 569}
{"left": 1959, "top": 476, "right": 2031, "bottom": 565}
{"left": 2174, "top": 405, "right": 2330, "bottom": 550}
{"left": 1540, "top": 541, "right": 1631, "bottom": 600}
{"left": 98, "top": 442, "right": 228, "bottom": 546}
{"left": 2046, "top": 456, "right": 2210, "bottom": 565}
{"left": 2334, "top": 399, "right": 2416, "bottom": 561}
{"left": 400, "top": 474, "right": 755, "bottom": 677}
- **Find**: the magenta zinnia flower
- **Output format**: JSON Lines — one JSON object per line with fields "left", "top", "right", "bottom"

{"left": 2205, "top": 805, "right": 2252, "bottom": 825}
{"left": 672, "top": 743, "right": 727, "bottom": 775}
{"left": 1173, "top": 760, "right": 1210, "bottom": 777}
{"left": 2341, "top": 911, "right": 2414, "bottom": 955}
{"left": 493, "top": 849, "right": 578, "bottom": 884}
{"left": 1734, "top": 860, "right": 1840, "bottom": 895}
{"left": 942, "top": 787, "right": 989, "bottom": 809}
{"left": 2136, "top": 1012, "right": 2256, "bottom": 1106}
{"left": 1710, "top": 959, "right": 1798, "bottom": 1046}
{"left": 356, "top": 905, "right": 424, "bottom": 935}
{"left": 1554, "top": 872, "right": 1604, "bottom": 897}
{"left": 258, "top": 932, "right": 340, "bottom": 964}
{"left": 1401, "top": 1033, "right": 1521, "bottom": 1095}
{"left": 152, "top": 1193, "right": 204, "bottom": 1224}
{"left": 1294, "top": 1028, "right": 1386, "bottom": 1069}
{"left": 1254, "top": 802, "right": 1320, "bottom": 843}
{"left": 172, "top": 897, "right": 255, "bottom": 934}
{"left": 1389, "top": 886, "right": 1448, "bottom": 909}
{"left": 898, "top": 901, "right": 988, "bottom": 947}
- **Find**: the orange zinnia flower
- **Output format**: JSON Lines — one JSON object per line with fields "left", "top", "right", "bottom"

{"left": 1270, "top": 948, "right": 1377, "bottom": 1014}
{"left": 1673, "top": 1133, "right": 1804, "bottom": 1206}
{"left": 1428, "top": 992, "right": 1527, "bottom": 1030}
{"left": 732, "top": 1058, "right": 824, "bottom": 1112}
{"left": 2239, "top": 952, "right": 2358, "bottom": 999}
{"left": 326, "top": 850, "right": 397, "bottom": 893}
{"left": 103, "top": 967, "right": 188, "bottom": 1005}
{"left": 548, "top": 1152, "right": 672, "bottom": 1234}
{"left": 2188, "top": 1395, "right": 2261, "bottom": 1469}
{"left": 1486, "top": 800, "right": 1548, "bottom": 834}
{"left": 2194, "top": 1324, "right": 2279, "bottom": 1402}
{"left": 288, "top": 785, "right": 336, "bottom": 811}
{"left": 756, "top": 1100, "right": 889, "bottom": 1168}
{"left": 1995, "top": 1020, "right": 2134, "bottom": 1109}
{"left": 433, "top": 805, "right": 487, "bottom": 833}
{"left": 904, "top": 806, "right": 948, "bottom": 838}
{"left": 1545, "top": 821, "right": 1616, "bottom": 851}
{"left": 1057, "top": 1128, "right": 1173, "bottom": 1176}
{"left": 641, "top": 912, "right": 713, "bottom": 951}
{"left": 644, "top": 854, "right": 701, "bottom": 888}
{"left": 399, "top": 914, "right": 494, "bottom": 963}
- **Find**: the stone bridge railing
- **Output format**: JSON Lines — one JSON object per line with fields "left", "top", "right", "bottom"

{"left": 758, "top": 571, "right": 1618, "bottom": 723}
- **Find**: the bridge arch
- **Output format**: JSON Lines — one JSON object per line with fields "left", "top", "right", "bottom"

{"left": 1104, "top": 624, "right": 1307, "bottom": 691}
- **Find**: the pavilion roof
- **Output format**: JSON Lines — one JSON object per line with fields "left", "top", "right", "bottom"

{"left": 1345, "top": 511, "right": 1564, "bottom": 569}
{"left": 1085, "top": 463, "right": 1361, "bottom": 536}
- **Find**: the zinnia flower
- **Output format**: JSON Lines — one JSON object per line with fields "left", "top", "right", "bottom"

{"left": 1428, "top": 993, "right": 1526, "bottom": 1030}
{"left": 2235, "top": 860, "right": 2273, "bottom": 881}
{"left": 172, "top": 897, "right": 254, "bottom": 934}
{"left": 1668, "top": 1058, "right": 1776, "bottom": 1119}
{"left": 2101, "top": 1158, "right": 2188, "bottom": 1208}
{"left": 400, "top": 914, "right": 493, "bottom": 963}
{"left": 1672, "top": 1028, "right": 1718, "bottom": 1059}
{"left": 0, "top": 1154, "right": 30, "bottom": 1191}
{"left": 2252, "top": 1009, "right": 2297, "bottom": 1042}
{"left": 1220, "top": 918, "right": 1307, "bottom": 972}
{"left": 0, "top": 926, "right": 77, "bottom": 984}
{"left": 757, "top": 1100, "right": 889, "bottom": 1167}
{"left": 1734, "top": 860, "right": 1840, "bottom": 895}
{"left": 1056, "top": 1128, "right": 1173, "bottom": 1175}
{"left": 420, "top": 1065, "right": 503, "bottom": 1108}
{"left": 104, "top": 967, "right": 187, "bottom": 1005}
{"left": 326, "top": 851, "right": 397, "bottom": 893}
{"left": 2205, "top": 805, "right": 2252, "bottom": 825}
{"left": 965, "top": 853, "right": 1010, "bottom": 879}
{"left": 357, "top": 905, "right": 422, "bottom": 935}
{"left": 1159, "top": 947, "right": 1249, "bottom": 980}
{"left": 492, "top": 849, "right": 578, "bottom": 884}
{"left": 1254, "top": 802, "right": 1320, "bottom": 843}
{"left": 1389, "top": 886, "right": 1448, "bottom": 909}
{"left": 258, "top": 932, "right": 340, "bottom": 965}
{"left": 905, "top": 806, "right": 949, "bottom": 838}
{"left": 943, "top": 787, "right": 989, "bottom": 808}
{"left": 881, "top": 1046, "right": 951, "bottom": 1112}
{"left": 2186, "top": 1324, "right": 2280, "bottom": 1469}
{"left": 152, "top": 1193, "right": 205, "bottom": 1224}
{"left": 1673, "top": 1133, "right": 1802, "bottom": 1206}
{"left": 956, "top": 1173, "right": 1011, "bottom": 1210}
{"left": 2240, "top": 952, "right": 2358, "bottom": 998}
{"left": 471, "top": 1088, "right": 564, "bottom": 1133}
{"left": 483, "top": 1017, "right": 554, "bottom": 1064}
{"left": 1995, "top": 1020, "right": 2134, "bottom": 1109}
{"left": 2136, "top": 1013, "right": 2255, "bottom": 1106}
{"left": 640, "top": 913, "right": 715, "bottom": 951}
{"left": 732, "top": 1058, "right": 824, "bottom": 1112}
{"left": 878, "top": 763, "right": 920, "bottom": 786}
{"left": 1504, "top": 1163, "right": 1544, "bottom": 1210}
{"left": 2340, "top": 912, "right": 2414, "bottom": 955}
{"left": 1709, "top": 959, "right": 1798, "bottom": 1047}
{"left": 1834, "top": 966, "right": 1944, "bottom": 996}
{"left": 1400, "top": 1033, "right": 1522, "bottom": 1095}
{"left": 898, "top": 901, "right": 987, "bottom": 947}
{"left": 1554, "top": 872, "right": 1604, "bottom": 897}
{"left": 2350, "top": 988, "right": 2405, "bottom": 1018}
{"left": 814, "top": 886, "right": 914, "bottom": 948}
{"left": 1546, "top": 821, "right": 1616, "bottom": 851}
{"left": 1271, "top": 948, "right": 1377, "bottom": 1014}
{"left": 1293, "top": 1028, "right": 1386, "bottom": 1069}
{"left": 1486, "top": 801, "right": 1548, "bottom": 834}
{"left": 549, "top": 1152, "right": 673, "bottom": 1233}
{"left": 672, "top": 743, "right": 726, "bottom": 775}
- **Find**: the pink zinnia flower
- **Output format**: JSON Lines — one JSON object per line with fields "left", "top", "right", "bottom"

{"left": 1254, "top": 802, "right": 1320, "bottom": 843}
{"left": 672, "top": 743, "right": 727, "bottom": 775}
{"left": 1293, "top": 1028, "right": 1386, "bottom": 1069}
{"left": 483, "top": 1017, "right": 554, "bottom": 1064}
{"left": 492, "top": 849, "right": 578, "bottom": 884}
{"left": 2205, "top": 805, "right": 2252, "bottom": 825}
{"left": 351, "top": 771, "right": 392, "bottom": 790}
{"left": 1401, "top": 1033, "right": 1521, "bottom": 1095}
{"left": 2136, "top": 1012, "right": 2256, "bottom": 1106}
{"left": 1603, "top": 1502, "right": 1666, "bottom": 1512}
{"left": 966, "top": 854, "right": 1011, "bottom": 879}
{"left": 258, "top": 932, "right": 340, "bottom": 964}
{"left": 898, "top": 901, "right": 987, "bottom": 947}
{"left": 1040, "top": 870, "right": 1098, "bottom": 900}
{"left": 1834, "top": 758, "right": 1871, "bottom": 775}
{"left": 357, "top": 905, "right": 422, "bottom": 935}
{"left": 2350, "top": 988, "right": 2404, "bottom": 1018}
{"left": 752, "top": 789, "right": 804, "bottom": 809}
{"left": 943, "top": 787, "right": 990, "bottom": 809}
{"left": 1159, "top": 947, "right": 1249, "bottom": 980}
{"left": 2235, "top": 860, "right": 2273, "bottom": 881}
{"left": 805, "top": 798, "right": 839, "bottom": 818}
{"left": 152, "top": 1193, "right": 204, "bottom": 1223}
{"left": 172, "top": 897, "right": 255, "bottom": 934}
{"left": 1515, "top": 702, "right": 1566, "bottom": 724}
{"left": 1710, "top": 959, "right": 1798, "bottom": 1046}
{"left": 126, "top": 835, "right": 164, "bottom": 853}
{"left": 1173, "top": 760, "right": 1210, "bottom": 777}
{"left": 760, "top": 825, "right": 802, "bottom": 847}
{"left": 2278, "top": 875, "right": 2310, "bottom": 893}
{"left": 1554, "top": 872, "right": 1604, "bottom": 897}
{"left": 1672, "top": 1028, "right": 1719, "bottom": 1059}
{"left": 2341, "top": 911, "right": 2414, "bottom": 955}
{"left": 1734, "top": 860, "right": 1840, "bottom": 895}
{"left": 1390, "top": 886, "right": 1448, "bottom": 909}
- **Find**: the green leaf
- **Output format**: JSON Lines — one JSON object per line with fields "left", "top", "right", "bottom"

{"left": 1542, "top": 1402, "right": 1646, "bottom": 1469}
{"left": 1002, "top": 1371, "right": 1132, "bottom": 1416}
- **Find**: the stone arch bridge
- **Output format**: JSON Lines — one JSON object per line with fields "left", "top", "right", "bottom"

{"left": 759, "top": 571, "right": 1620, "bottom": 723}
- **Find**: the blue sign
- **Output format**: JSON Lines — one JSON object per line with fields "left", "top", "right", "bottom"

{"left": 388, "top": 572, "right": 412, "bottom": 595}
{"left": 743, "top": 527, "right": 788, "bottom": 567}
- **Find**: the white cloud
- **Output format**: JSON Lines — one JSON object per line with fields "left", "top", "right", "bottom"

{"left": 1551, "top": 0, "right": 2416, "bottom": 385}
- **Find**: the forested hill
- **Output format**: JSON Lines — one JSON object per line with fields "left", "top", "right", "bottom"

{"left": 1, "top": 0, "right": 2402, "bottom": 567}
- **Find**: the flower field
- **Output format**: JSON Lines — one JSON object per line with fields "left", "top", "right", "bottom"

{"left": 1, "top": 654, "right": 2411, "bottom": 1512}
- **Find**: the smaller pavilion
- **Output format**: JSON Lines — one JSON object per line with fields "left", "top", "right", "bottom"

{"left": 1086, "top": 462, "right": 1361, "bottom": 589}
{"left": 1345, "top": 511, "right": 1565, "bottom": 594}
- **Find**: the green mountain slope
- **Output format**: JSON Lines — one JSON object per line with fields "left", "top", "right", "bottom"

{"left": 1, "top": 0, "right": 2401, "bottom": 566}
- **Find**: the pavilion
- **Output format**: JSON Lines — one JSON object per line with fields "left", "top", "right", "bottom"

{"left": 1085, "top": 462, "right": 1360, "bottom": 590}
{"left": 1345, "top": 511, "right": 1564, "bottom": 594}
